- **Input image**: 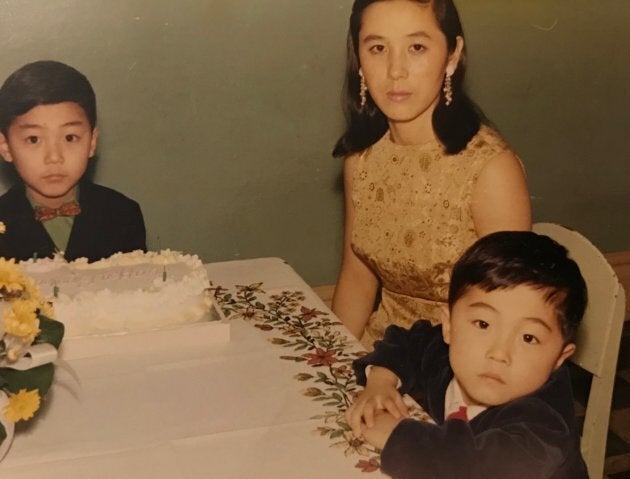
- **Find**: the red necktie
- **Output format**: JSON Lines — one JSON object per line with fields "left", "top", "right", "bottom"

{"left": 446, "top": 406, "right": 468, "bottom": 422}
{"left": 34, "top": 201, "right": 82, "bottom": 222}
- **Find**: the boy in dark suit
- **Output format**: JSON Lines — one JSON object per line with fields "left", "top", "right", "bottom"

{"left": 346, "top": 231, "right": 588, "bottom": 478}
{"left": 0, "top": 60, "right": 145, "bottom": 262}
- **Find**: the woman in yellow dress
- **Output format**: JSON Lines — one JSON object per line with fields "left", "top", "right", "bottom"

{"left": 332, "top": 0, "right": 531, "bottom": 349}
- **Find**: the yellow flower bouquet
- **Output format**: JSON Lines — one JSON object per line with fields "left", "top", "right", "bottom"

{"left": 0, "top": 253, "right": 64, "bottom": 459}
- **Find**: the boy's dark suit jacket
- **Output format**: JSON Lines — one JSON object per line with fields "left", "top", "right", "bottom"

{"left": 354, "top": 321, "right": 588, "bottom": 479}
{"left": 0, "top": 181, "right": 146, "bottom": 262}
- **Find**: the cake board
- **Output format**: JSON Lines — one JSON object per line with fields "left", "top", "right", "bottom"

{"left": 58, "top": 301, "right": 230, "bottom": 360}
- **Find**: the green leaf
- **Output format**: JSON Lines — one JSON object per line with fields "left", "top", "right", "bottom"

{"left": 330, "top": 429, "right": 344, "bottom": 439}
{"left": 338, "top": 421, "right": 352, "bottom": 431}
{"left": 35, "top": 316, "right": 65, "bottom": 349}
{"left": 1, "top": 363, "right": 55, "bottom": 396}
{"left": 279, "top": 355, "right": 299, "bottom": 361}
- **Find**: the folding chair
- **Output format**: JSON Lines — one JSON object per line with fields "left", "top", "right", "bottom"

{"left": 533, "top": 223, "right": 626, "bottom": 479}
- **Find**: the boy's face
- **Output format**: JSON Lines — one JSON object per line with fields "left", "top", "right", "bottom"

{"left": 442, "top": 285, "right": 575, "bottom": 407}
{"left": 0, "top": 102, "right": 98, "bottom": 208}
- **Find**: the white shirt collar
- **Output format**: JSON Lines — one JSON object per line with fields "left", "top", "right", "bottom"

{"left": 444, "top": 377, "right": 487, "bottom": 422}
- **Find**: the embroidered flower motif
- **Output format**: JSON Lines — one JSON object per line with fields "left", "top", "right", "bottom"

{"left": 233, "top": 305, "right": 265, "bottom": 322}
{"left": 355, "top": 458, "right": 381, "bottom": 472}
{"left": 300, "top": 306, "right": 324, "bottom": 323}
{"left": 212, "top": 283, "right": 385, "bottom": 474}
{"left": 331, "top": 364, "right": 352, "bottom": 380}
{"left": 333, "top": 432, "right": 372, "bottom": 457}
{"left": 303, "top": 348, "right": 338, "bottom": 367}
{"left": 3, "top": 389, "right": 41, "bottom": 422}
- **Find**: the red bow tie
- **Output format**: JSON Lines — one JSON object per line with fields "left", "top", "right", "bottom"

{"left": 446, "top": 406, "right": 468, "bottom": 422}
{"left": 34, "top": 201, "right": 82, "bottom": 222}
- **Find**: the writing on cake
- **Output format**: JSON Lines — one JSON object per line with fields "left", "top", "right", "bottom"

{"left": 20, "top": 250, "right": 213, "bottom": 337}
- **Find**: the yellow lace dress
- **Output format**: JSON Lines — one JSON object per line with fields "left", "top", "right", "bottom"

{"left": 350, "top": 125, "right": 512, "bottom": 349}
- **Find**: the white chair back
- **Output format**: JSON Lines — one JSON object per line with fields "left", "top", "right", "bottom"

{"left": 533, "top": 223, "right": 626, "bottom": 479}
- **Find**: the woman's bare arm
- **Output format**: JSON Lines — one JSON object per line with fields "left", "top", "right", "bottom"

{"left": 332, "top": 155, "right": 379, "bottom": 340}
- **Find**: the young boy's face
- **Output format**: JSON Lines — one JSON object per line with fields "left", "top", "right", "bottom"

{"left": 442, "top": 284, "right": 575, "bottom": 407}
{"left": 0, "top": 102, "right": 98, "bottom": 208}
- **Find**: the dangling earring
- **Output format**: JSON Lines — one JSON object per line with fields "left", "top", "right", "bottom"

{"left": 443, "top": 74, "right": 453, "bottom": 106}
{"left": 359, "top": 69, "right": 367, "bottom": 109}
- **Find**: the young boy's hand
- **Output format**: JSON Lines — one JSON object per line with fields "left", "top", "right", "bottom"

{"left": 345, "top": 366, "right": 408, "bottom": 438}
{"left": 361, "top": 410, "right": 404, "bottom": 450}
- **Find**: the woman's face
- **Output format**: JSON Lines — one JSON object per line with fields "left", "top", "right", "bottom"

{"left": 358, "top": 0, "right": 462, "bottom": 143}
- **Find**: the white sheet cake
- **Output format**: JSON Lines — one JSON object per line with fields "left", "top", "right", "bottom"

{"left": 20, "top": 250, "right": 213, "bottom": 337}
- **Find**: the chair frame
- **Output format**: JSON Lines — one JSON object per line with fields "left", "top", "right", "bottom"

{"left": 533, "top": 223, "right": 626, "bottom": 479}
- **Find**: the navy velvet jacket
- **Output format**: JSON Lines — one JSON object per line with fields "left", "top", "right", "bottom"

{"left": 0, "top": 181, "right": 146, "bottom": 262}
{"left": 354, "top": 321, "right": 588, "bottom": 479}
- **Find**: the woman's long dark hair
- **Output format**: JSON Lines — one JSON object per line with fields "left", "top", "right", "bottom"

{"left": 333, "top": 0, "right": 486, "bottom": 157}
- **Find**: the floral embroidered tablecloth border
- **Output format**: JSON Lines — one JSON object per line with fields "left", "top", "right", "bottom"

{"left": 210, "top": 282, "right": 430, "bottom": 474}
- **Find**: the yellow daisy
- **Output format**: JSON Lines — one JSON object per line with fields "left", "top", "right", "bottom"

{"left": 0, "top": 258, "right": 27, "bottom": 295}
{"left": 38, "top": 300, "right": 55, "bottom": 320}
{"left": 22, "top": 276, "right": 44, "bottom": 303}
{"left": 3, "top": 389, "right": 40, "bottom": 422}
{"left": 3, "top": 299, "right": 40, "bottom": 342}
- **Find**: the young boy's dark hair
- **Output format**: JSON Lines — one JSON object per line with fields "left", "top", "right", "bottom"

{"left": 0, "top": 60, "right": 97, "bottom": 135}
{"left": 449, "top": 231, "right": 587, "bottom": 343}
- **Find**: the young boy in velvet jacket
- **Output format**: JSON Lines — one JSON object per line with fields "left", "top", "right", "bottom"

{"left": 346, "top": 231, "right": 588, "bottom": 479}
{"left": 0, "top": 60, "right": 145, "bottom": 262}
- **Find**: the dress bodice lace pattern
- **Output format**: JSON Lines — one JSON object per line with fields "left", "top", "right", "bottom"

{"left": 351, "top": 125, "right": 511, "bottom": 348}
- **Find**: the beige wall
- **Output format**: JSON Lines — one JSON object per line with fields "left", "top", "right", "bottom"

{"left": 1, "top": 1, "right": 628, "bottom": 284}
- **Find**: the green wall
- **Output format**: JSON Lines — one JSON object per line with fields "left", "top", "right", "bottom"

{"left": 460, "top": 1, "right": 630, "bottom": 256}
{"left": 1, "top": 1, "right": 628, "bottom": 285}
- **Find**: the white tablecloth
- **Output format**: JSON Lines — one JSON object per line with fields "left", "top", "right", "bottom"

{"left": 0, "top": 258, "right": 389, "bottom": 478}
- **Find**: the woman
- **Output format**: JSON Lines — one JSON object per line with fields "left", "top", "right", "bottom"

{"left": 332, "top": 0, "right": 531, "bottom": 349}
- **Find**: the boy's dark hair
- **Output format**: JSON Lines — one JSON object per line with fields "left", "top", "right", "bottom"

{"left": 449, "top": 231, "right": 587, "bottom": 343}
{"left": 0, "top": 60, "right": 96, "bottom": 135}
